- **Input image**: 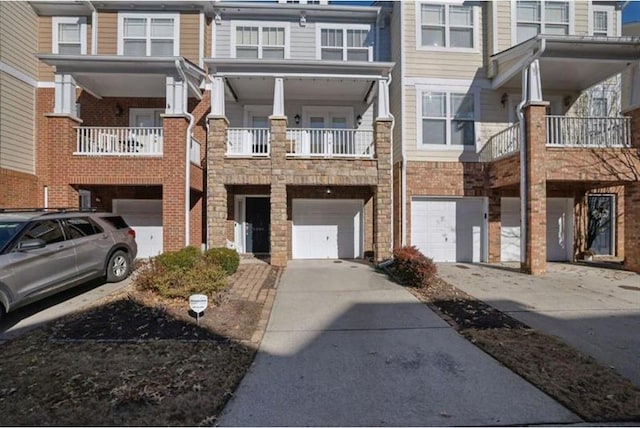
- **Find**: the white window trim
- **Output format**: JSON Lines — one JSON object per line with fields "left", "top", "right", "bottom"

{"left": 301, "top": 106, "right": 355, "bottom": 128}
{"left": 510, "top": 0, "right": 575, "bottom": 46}
{"left": 230, "top": 21, "right": 291, "bottom": 59}
{"left": 415, "top": 82, "right": 480, "bottom": 151}
{"left": 117, "top": 13, "right": 180, "bottom": 56}
{"left": 315, "top": 23, "right": 373, "bottom": 61}
{"left": 588, "top": 5, "right": 614, "bottom": 37}
{"left": 52, "top": 17, "right": 87, "bottom": 55}
{"left": 415, "top": 1, "right": 480, "bottom": 54}
{"left": 243, "top": 105, "right": 272, "bottom": 127}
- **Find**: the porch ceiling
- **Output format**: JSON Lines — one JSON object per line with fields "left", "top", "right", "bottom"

{"left": 489, "top": 35, "right": 640, "bottom": 92}
{"left": 37, "top": 55, "right": 206, "bottom": 98}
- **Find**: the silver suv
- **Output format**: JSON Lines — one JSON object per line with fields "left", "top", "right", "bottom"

{"left": 0, "top": 208, "right": 138, "bottom": 320}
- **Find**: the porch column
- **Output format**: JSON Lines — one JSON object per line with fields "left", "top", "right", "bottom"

{"left": 210, "top": 76, "right": 226, "bottom": 117}
{"left": 374, "top": 117, "right": 393, "bottom": 262}
{"left": 377, "top": 79, "right": 391, "bottom": 120}
{"left": 162, "top": 115, "right": 189, "bottom": 251}
{"left": 273, "top": 77, "right": 285, "bottom": 117}
{"left": 269, "top": 115, "right": 288, "bottom": 267}
{"left": 166, "top": 76, "right": 188, "bottom": 115}
{"left": 522, "top": 101, "right": 548, "bottom": 275}
{"left": 488, "top": 191, "right": 501, "bottom": 263}
{"left": 623, "top": 107, "right": 640, "bottom": 272}
{"left": 53, "top": 73, "right": 78, "bottom": 116}
{"left": 207, "top": 115, "right": 229, "bottom": 249}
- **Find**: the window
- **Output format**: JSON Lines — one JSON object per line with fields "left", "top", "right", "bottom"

{"left": 52, "top": 17, "right": 87, "bottom": 54}
{"left": 232, "top": 22, "right": 288, "bottom": 59}
{"left": 592, "top": 8, "right": 612, "bottom": 37}
{"left": 420, "top": 4, "right": 474, "bottom": 49}
{"left": 591, "top": 97, "right": 608, "bottom": 117}
{"left": 318, "top": 26, "right": 372, "bottom": 61}
{"left": 118, "top": 14, "right": 179, "bottom": 56}
{"left": 420, "top": 91, "right": 475, "bottom": 147}
{"left": 19, "top": 220, "right": 65, "bottom": 245}
{"left": 516, "top": 1, "right": 570, "bottom": 43}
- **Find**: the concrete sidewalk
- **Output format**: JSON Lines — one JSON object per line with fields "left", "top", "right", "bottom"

{"left": 218, "top": 260, "right": 579, "bottom": 426}
{"left": 438, "top": 262, "right": 640, "bottom": 388}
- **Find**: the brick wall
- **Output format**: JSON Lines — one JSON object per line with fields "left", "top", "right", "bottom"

{"left": 393, "top": 161, "right": 402, "bottom": 249}
{"left": 0, "top": 168, "right": 39, "bottom": 208}
{"left": 162, "top": 116, "right": 189, "bottom": 251}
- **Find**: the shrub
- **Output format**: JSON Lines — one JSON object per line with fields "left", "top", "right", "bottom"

{"left": 205, "top": 247, "right": 240, "bottom": 275}
{"left": 135, "top": 257, "right": 227, "bottom": 300}
{"left": 392, "top": 246, "right": 438, "bottom": 288}
{"left": 154, "top": 246, "right": 201, "bottom": 271}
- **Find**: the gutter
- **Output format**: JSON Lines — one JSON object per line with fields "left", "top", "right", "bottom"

{"left": 518, "top": 38, "right": 546, "bottom": 266}
{"left": 176, "top": 59, "right": 196, "bottom": 248}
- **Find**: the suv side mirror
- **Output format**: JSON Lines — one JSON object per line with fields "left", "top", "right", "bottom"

{"left": 17, "top": 239, "right": 46, "bottom": 251}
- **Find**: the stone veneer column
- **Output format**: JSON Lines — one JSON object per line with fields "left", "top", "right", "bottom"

{"left": 44, "top": 114, "right": 82, "bottom": 207}
{"left": 206, "top": 116, "right": 229, "bottom": 249}
{"left": 269, "top": 117, "right": 288, "bottom": 267}
{"left": 624, "top": 108, "right": 640, "bottom": 272}
{"left": 162, "top": 115, "right": 189, "bottom": 251}
{"left": 522, "top": 102, "right": 548, "bottom": 275}
{"left": 488, "top": 191, "right": 501, "bottom": 263}
{"left": 374, "top": 118, "right": 393, "bottom": 262}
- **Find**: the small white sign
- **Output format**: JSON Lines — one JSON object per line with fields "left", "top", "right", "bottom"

{"left": 189, "top": 294, "right": 208, "bottom": 313}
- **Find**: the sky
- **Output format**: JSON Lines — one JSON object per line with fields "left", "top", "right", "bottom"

{"left": 623, "top": 1, "right": 640, "bottom": 23}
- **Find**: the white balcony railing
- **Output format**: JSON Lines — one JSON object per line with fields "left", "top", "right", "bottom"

{"left": 190, "top": 136, "right": 201, "bottom": 165}
{"left": 76, "top": 127, "right": 163, "bottom": 156}
{"left": 479, "top": 123, "right": 521, "bottom": 162}
{"left": 226, "top": 128, "right": 270, "bottom": 156}
{"left": 546, "top": 116, "right": 631, "bottom": 148}
{"left": 286, "top": 128, "right": 374, "bottom": 158}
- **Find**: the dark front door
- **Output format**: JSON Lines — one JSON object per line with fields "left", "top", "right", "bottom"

{"left": 246, "top": 197, "right": 270, "bottom": 253}
{"left": 588, "top": 195, "right": 613, "bottom": 256}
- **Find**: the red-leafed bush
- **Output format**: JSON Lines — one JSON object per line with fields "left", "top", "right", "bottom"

{"left": 392, "top": 246, "right": 438, "bottom": 288}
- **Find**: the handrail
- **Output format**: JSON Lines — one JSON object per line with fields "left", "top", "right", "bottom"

{"left": 75, "top": 127, "right": 163, "bottom": 155}
{"left": 546, "top": 116, "right": 631, "bottom": 148}
{"left": 227, "top": 128, "right": 270, "bottom": 156}
{"left": 479, "top": 123, "right": 520, "bottom": 162}
{"left": 286, "top": 128, "right": 374, "bottom": 158}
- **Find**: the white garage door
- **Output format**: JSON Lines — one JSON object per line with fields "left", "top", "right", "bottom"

{"left": 411, "top": 198, "right": 486, "bottom": 262}
{"left": 292, "top": 199, "right": 363, "bottom": 259}
{"left": 113, "top": 199, "right": 163, "bottom": 259}
{"left": 501, "top": 197, "right": 521, "bottom": 262}
{"left": 499, "top": 197, "right": 573, "bottom": 262}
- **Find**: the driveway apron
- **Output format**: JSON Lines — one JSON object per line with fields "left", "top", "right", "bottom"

{"left": 218, "top": 260, "right": 579, "bottom": 426}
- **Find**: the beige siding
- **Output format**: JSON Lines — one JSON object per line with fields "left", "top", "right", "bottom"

{"left": 403, "top": 87, "right": 418, "bottom": 158}
{"left": 496, "top": 1, "right": 512, "bottom": 52}
{"left": 574, "top": 1, "right": 589, "bottom": 35}
{"left": 0, "top": 2, "right": 38, "bottom": 78}
{"left": 478, "top": 89, "right": 510, "bottom": 151}
{"left": 404, "top": 2, "right": 486, "bottom": 80}
{"left": 205, "top": 17, "right": 212, "bottom": 59}
{"left": 180, "top": 13, "right": 200, "bottom": 63}
{"left": 98, "top": 12, "right": 117, "bottom": 55}
{"left": 390, "top": 2, "right": 403, "bottom": 163}
{"left": 38, "top": 16, "right": 54, "bottom": 81}
{"left": 0, "top": 73, "right": 35, "bottom": 174}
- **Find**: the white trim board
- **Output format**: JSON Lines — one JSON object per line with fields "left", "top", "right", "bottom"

{"left": 0, "top": 61, "right": 37, "bottom": 87}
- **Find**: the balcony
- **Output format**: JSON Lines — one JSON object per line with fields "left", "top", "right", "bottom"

{"left": 226, "top": 128, "right": 270, "bottom": 157}
{"left": 479, "top": 123, "right": 520, "bottom": 163}
{"left": 76, "top": 127, "right": 163, "bottom": 156}
{"left": 546, "top": 116, "right": 631, "bottom": 148}
{"left": 286, "top": 129, "right": 374, "bottom": 158}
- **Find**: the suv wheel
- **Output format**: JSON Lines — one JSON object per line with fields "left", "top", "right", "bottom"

{"left": 106, "top": 250, "right": 130, "bottom": 282}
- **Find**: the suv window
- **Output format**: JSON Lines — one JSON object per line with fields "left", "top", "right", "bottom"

{"left": 0, "top": 221, "right": 26, "bottom": 251}
{"left": 100, "top": 216, "right": 130, "bottom": 230}
{"left": 63, "top": 217, "right": 103, "bottom": 239}
{"left": 19, "top": 220, "right": 65, "bottom": 245}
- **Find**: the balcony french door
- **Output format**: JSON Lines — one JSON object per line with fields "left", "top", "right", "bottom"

{"left": 303, "top": 107, "right": 353, "bottom": 156}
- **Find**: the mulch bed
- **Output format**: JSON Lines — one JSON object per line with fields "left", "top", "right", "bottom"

{"left": 401, "top": 273, "right": 640, "bottom": 423}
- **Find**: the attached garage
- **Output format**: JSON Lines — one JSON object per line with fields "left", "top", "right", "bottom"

{"left": 411, "top": 197, "right": 487, "bottom": 262}
{"left": 113, "top": 199, "right": 163, "bottom": 258}
{"left": 292, "top": 199, "right": 363, "bottom": 259}
{"left": 500, "top": 197, "right": 574, "bottom": 262}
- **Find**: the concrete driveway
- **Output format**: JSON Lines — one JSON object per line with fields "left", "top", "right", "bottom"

{"left": 218, "top": 260, "right": 578, "bottom": 426}
{"left": 438, "top": 262, "right": 640, "bottom": 388}
{"left": 0, "top": 276, "right": 133, "bottom": 343}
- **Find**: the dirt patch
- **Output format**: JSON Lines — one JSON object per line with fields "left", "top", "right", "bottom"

{"left": 0, "top": 264, "right": 279, "bottom": 426}
{"left": 407, "top": 275, "right": 640, "bottom": 423}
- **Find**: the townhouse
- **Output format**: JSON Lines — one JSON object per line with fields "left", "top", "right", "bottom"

{"left": 1, "top": 0, "right": 640, "bottom": 274}
{"left": 389, "top": 1, "right": 640, "bottom": 274}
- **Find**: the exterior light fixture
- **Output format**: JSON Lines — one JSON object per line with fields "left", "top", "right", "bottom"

{"left": 326, "top": 187, "right": 331, "bottom": 194}
{"left": 115, "top": 104, "right": 123, "bottom": 116}
{"left": 294, "top": 114, "right": 301, "bottom": 125}
{"left": 500, "top": 93, "right": 508, "bottom": 108}
{"left": 299, "top": 12, "right": 307, "bottom": 27}
{"left": 214, "top": 11, "right": 222, "bottom": 25}
{"left": 356, "top": 114, "right": 363, "bottom": 126}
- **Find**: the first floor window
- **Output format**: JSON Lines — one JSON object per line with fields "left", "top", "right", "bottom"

{"left": 120, "top": 14, "right": 177, "bottom": 56}
{"left": 421, "top": 91, "right": 475, "bottom": 146}
{"left": 53, "top": 17, "right": 87, "bottom": 54}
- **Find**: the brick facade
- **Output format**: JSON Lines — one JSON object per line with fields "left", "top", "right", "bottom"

{"left": 0, "top": 168, "right": 39, "bottom": 208}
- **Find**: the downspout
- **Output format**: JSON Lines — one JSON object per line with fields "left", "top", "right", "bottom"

{"left": 386, "top": 73, "right": 395, "bottom": 254}
{"left": 176, "top": 59, "right": 196, "bottom": 248}
{"left": 87, "top": 2, "right": 97, "bottom": 55}
{"left": 518, "top": 38, "right": 546, "bottom": 265}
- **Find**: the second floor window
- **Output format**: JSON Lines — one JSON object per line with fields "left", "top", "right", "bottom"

{"left": 592, "top": 8, "right": 612, "bottom": 37}
{"left": 53, "top": 17, "right": 87, "bottom": 54}
{"left": 516, "top": 1, "right": 570, "bottom": 43}
{"left": 420, "top": 4, "right": 474, "bottom": 49}
{"left": 235, "top": 25, "right": 286, "bottom": 59}
{"left": 319, "top": 27, "right": 371, "bottom": 61}
{"left": 421, "top": 91, "right": 475, "bottom": 147}
{"left": 119, "top": 14, "right": 178, "bottom": 56}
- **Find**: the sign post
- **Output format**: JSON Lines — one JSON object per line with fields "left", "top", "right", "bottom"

{"left": 189, "top": 294, "right": 208, "bottom": 325}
